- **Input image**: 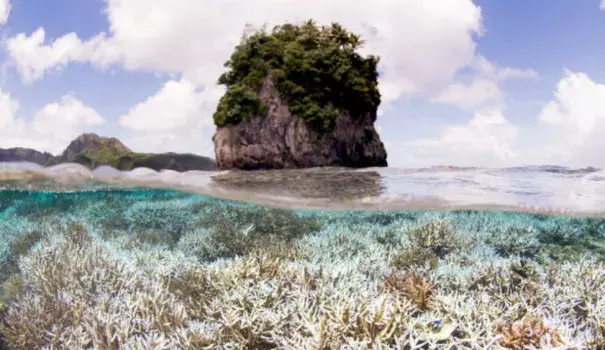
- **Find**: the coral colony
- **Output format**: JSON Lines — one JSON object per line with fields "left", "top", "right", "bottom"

{"left": 0, "top": 188, "right": 604, "bottom": 349}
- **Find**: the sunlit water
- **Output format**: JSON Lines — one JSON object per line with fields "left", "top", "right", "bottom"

{"left": 0, "top": 162, "right": 604, "bottom": 348}
{"left": 2, "top": 162, "right": 605, "bottom": 214}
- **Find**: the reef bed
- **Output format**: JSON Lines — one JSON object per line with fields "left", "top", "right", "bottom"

{"left": 0, "top": 188, "right": 603, "bottom": 349}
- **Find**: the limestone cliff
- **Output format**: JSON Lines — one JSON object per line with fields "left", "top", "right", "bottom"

{"left": 214, "top": 75, "right": 388, "bottom": 170}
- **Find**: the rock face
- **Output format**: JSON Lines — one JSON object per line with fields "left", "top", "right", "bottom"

{"left": 214, "top": 75, "right": 388, "bottom": 170}
{"left": 0, "top": 148, "right": 53, "bottom": 165}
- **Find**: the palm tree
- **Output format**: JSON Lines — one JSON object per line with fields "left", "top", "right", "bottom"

{"left": 329, "top": 23, "right": 349, "bottom": 47}
{"left": 300, "top": 19, "right": 320, "bottom": 48}
{"left": 348, "top": 33, "right": 364, "bottom": 50}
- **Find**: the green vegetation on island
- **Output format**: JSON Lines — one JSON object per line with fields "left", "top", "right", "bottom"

{"left": 1, "top": 134, "right": 217, "bottom": 172}
{"left": 46, "top": 134, "right": 131, "bottom": 169}
{"left": 0, "top": 148, "right": 52, "bottom": 165}
{"left": 45, "top": 134, "right": 216, "bottom": 171}
{"left": 43, "top": 133, "right": 217, "bottom": 172}
{"left": 214, "top": 20, "right": 381, "bottom": 133}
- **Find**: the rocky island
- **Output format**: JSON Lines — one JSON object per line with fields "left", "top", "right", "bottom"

{"left": 213, "top": 21, "right": 388, "bottom": 170}
{"left": 0, "top": 133, "right": 217, "bottom": 172}
{"left": 0, "top": 148, "right": 52, "bottom": 165}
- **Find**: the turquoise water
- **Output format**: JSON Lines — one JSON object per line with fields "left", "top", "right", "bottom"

{"left": 0, "top": 187, "right": 604, "bottom": 348}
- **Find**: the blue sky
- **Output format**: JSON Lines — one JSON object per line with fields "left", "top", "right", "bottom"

{"left": 1, "top": 0, "right": 605, "bottom": 168}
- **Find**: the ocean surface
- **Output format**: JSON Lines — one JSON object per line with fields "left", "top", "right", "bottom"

{"left": 0, "top": 162, "right": 604, "bottom": 348}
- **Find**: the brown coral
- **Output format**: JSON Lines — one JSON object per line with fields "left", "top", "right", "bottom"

{"left": 496, "top": 315, "right": 562, "bottom": 349}
{"left": 391, "top": 247, "right": 439, "bottom": 271}
{"left": 468, "top": 261, "right": 544, "bottom": 311}
{"left": 380, "top": 272, "right": 437, "bottom": 312}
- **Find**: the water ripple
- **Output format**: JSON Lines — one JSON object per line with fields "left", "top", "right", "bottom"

{"left": 2, "top": 162, "right": 605, "bottom": 215}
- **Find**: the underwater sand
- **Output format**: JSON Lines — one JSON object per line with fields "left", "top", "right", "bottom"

{"left": 0, "top": 163, "right": 604, "bottom": 349}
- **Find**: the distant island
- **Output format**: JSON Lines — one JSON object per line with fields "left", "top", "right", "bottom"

{"left": 0, "top": 133, "right": 217, "bottom": 172}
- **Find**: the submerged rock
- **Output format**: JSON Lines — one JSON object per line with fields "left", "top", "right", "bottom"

{"left": 214, "top": 74, "right": 388, "bottom": 170}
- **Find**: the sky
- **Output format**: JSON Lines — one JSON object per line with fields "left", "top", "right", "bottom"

{"left": 0, "top": 0, "right": 605, "bottom": 168}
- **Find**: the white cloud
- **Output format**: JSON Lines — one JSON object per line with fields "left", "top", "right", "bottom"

{"left": 32, "top": 95, "right": 105, "bottom": 151}
{"left": 119, "top": 79, "right": 219, "bottom": 132}
{"left": 5, "top": 28, "right": 113, "bottom": 84}
{"left": 118, "top": 79, "right": 222, "bottom": 154}
{"left": 431, "top": 56, "right": 538, "bottom": 112}
{"left": 389, "top": 111, "right": 519, "bottom": 167}
{"left": 534, "top": 70, "right": 605, "bottom": 166}
{"left": 388, "top": 70, "right": 605, "bottom": 168}
{"left": 495, "top": 66, "right": 540, "bottom": 81}
{"left": 433, "top": 78, "right": 503, "bottom": 112}
{"left": 0, "top": 92, "right": 29, "bottom": 153}
{"left": 601, "top": 0, "right": 605, "bottom": 10}
{"left": 472, "top": 56, "right": 539, "bottom": 82}
{"left": 123, "top": 128, "right": 216, "bottom": 158}
{"left": 0, "top": 92, "right": 105, "bottom": 154}
{"left": 0, "top": 90, "right": 20, "bottom": 130}
{"left": 0, "top": 0, "right": 10, "bottom": 24}
{"left": 6, "top": 0, "right": 483, "bottom": 97}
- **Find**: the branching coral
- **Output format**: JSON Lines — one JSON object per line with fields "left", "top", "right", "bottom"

{"left": 380, "top": 272, "right": 437, "bottom": 313}
{"left": 391, "top": 247, "right": 439, "bottom": 271}
{"left": 496, "top": 315, "right": 563, "bottom": 349}
{"left": 7, "top": 230, "right": 43, "bottom": 272}
{"left": 125, "top": 230, "right": 175, "bottom": 249}
{"left": 391, "top": 219, "right": 465, "bottom": 271}
{"left": 183, "top": 204, "right": 322, "bottom": 262}
{"left": 469, "top": 260, "right": 540, "bottom": 296}
{"left": 406, "top": 219, "right": 463, "bottom": 257}
{"left": 125, "top": 199, "right": 195, "bottom": 243}
{"left": 590, "top": 321, "right": 605, "bottom": 349}
{"left": 0, "top": 188, "right": 604, "bottom": 348}
{"left": 0, "top": 223, "right": 195, "bottom": 349}
{"left": 488, "top": 226, "right": 541, "bottom": 258}
{"left": 163, "top": 268, "right": 219, "bottom": 318}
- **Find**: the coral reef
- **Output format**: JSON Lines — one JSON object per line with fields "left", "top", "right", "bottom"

{"left": 496, "top": 315, "right": 562, "bottom": 349}
{"left": 0, "top": 188, "right": 604, "bottom": 348}
{"left": 380, "top": 272, "right": 437, "bottom": 312}
{"left": 181, "top": 204, "right": 322, "bottom": 262}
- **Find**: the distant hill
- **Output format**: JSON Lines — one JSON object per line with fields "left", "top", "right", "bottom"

{"left": 0, "top": 147, "right": 53, "bottom": 165}
{"left": 46, "top": 133, "right": 132, "bottom": 169}
{"left": 2, "top": 133, "right": 217, "bottom": 172}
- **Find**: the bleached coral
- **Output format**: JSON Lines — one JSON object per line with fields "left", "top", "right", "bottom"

{"left": 0, "top": 188, "right": 605, "bottom": 349}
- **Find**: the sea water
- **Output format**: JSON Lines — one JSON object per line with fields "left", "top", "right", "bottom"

{"left": 0, "top": 163, "right": 604, "bottom": 349}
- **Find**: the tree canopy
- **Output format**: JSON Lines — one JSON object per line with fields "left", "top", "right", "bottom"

{"left": 213, "top": 20, "right": 381, "bottom": 133}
